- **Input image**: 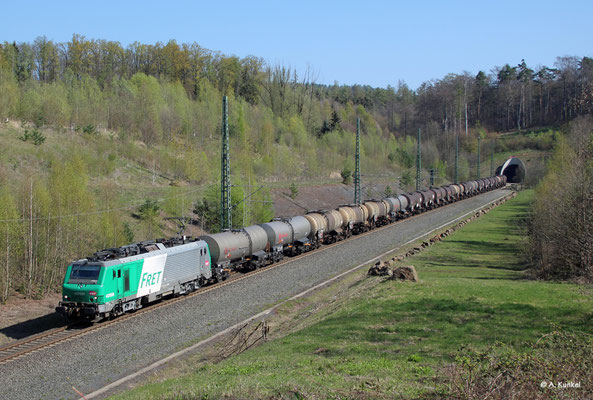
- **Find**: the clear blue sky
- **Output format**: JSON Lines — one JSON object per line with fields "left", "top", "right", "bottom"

{"left": 1, "top": 0, "right": 591, "bottom": 89}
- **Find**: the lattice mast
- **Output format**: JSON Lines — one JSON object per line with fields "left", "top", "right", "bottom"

{"left": 354, "top": 118, "right": 361, "bottom": 205}
{"left": 220, "top": 96, "right": 231, "bottom": 231}
{"left": 490, "top": 140, "right": 495, "bottom": 176}
{"left": 455, "top": 134, "right": 459, "bottom": 183}
{"left": 477, "top": 135, "right": 481, "bottom": 179}
{"left": 416, "top": 128, "right": 421, "bottom": 190}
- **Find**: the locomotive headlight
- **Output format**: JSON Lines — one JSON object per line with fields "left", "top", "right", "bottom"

{"left": 63, "top": 295, "right": 68, "bottom": 300}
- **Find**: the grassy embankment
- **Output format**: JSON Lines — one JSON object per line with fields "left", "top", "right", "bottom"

{"left": 113, "top": 190, "right": 593, "bottom": 399}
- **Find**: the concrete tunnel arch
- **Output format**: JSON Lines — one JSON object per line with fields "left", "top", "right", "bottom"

{"left": 495, "top": 157, "right": 526, "bottom": 183}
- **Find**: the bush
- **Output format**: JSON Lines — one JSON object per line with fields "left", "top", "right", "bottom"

{"left": 138, "top": 199, "right": 160, "bottom": 220}
{"left": 497, "top": 130, "right": 558, "bottom": 153}
{"left": 341, "top": 166, "right": 352, "bottom": 185}
{"left": 82, "top": 124, "right": 97, "bottom": 136}
{"left": 443, "top": 330, "right": 593, "bottom": 400}
{"left": 395, "top": 147, "right": 414, "bottom": 168}
{"left": 289, "top": 183, "right": 299, "bottom": 199}
{"left": 523, "top": 158, "right": 546, "bottom": 188}
{"left": 400, "top": 169, "right": 413, "bottom": 189}
{"left": 384, "top": 185, "right": 393, "bottom": 197}
{"left": 123, "top": 222, "right": 135, "bottom": 243}
{"left": 18, "top": 129, "right": 46, "bottom": 145}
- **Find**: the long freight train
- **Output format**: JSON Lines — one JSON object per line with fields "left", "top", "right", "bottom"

{"left": 56, "top": 176, "right": 507, "bottom": 320}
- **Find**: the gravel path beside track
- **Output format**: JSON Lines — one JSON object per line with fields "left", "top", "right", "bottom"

{"left": 0, "top": 189, "right": 509, "bottom": 400}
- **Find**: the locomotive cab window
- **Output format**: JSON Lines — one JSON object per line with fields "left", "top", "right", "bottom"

{"left": 68, "top": 264, "right": 101, "bottom": 284}
{"left": 117, "top": 269, "right": 121, "bottom": 278}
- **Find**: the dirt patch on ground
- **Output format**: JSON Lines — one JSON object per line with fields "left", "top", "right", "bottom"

{"left": 271, "top": 182, "right": 398, "bottom": 217}
{"left": 271, "top": 184, "right": 353, "bottom": 217}
{"left": 0, "top": 292, "right": 64, "bottom": 346}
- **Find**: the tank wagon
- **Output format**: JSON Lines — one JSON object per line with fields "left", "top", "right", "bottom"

{"left": 396, "top": 195, "right": 409, "bottom": 215}
{"left": 384, "top": 197, "right": 402, "bottom": 220}
{"left": 438, "top": 187, "right": 449, "bottom": 203}
{"left": 338, "top": 204, "right": 369, "bottom": 234}
{"left": 200, "top": 225, "right": 275, "bottom": 272}
{"left": 442, "top": 186, "right": 453, "bottom": 202}
{"left": 266, "top": 216, "right": 314, "bottom": 255}
{"left": 419, "top": 190, "right": 436, "bottom": 209}
{"left": 57, "top": 175, "right": 507, "bottom": 321}
{"left": 403, "top": 192, "right": 422, "bottom": 213}
{"left": 321, "top": 209, "right": 349, "bottom": 243}
{"left": 363, "top": 200, "right": 382, "bottom": 227}
{"left": 429, "top": 188, "right": 443, "bottom": 206}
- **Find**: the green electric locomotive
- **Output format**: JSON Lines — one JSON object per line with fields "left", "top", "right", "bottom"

{"left": 56, "top": 238, "right": 222, "bottom": 320}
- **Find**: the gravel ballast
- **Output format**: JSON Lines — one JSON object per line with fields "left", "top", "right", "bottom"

{"left": 0, "top": 189, "right": 510, "bottom": 400}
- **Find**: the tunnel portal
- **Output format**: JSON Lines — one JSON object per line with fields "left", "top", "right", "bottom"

{"left": 495, "top": 157, "right": 526, "bottom": 183}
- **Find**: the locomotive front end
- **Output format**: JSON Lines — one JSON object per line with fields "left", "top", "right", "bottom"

{"left": 56, "top": 261, "right": 106, "bottom": 320}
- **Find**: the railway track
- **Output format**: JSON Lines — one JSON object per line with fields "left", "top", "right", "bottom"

{"left": 0, "top": 188, "right": 511, "bottom": 366}
{"left": 0, "top": 326, "right": 75, "bottom": 364}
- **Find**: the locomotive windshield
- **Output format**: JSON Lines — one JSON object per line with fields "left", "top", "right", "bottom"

{"left": 68, "top": 264, "right": 101, "bottom": 284}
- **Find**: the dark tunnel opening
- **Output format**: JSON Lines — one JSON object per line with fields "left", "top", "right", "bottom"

{"left": 502, "top": 164, "right": 525, "bottom": 183}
